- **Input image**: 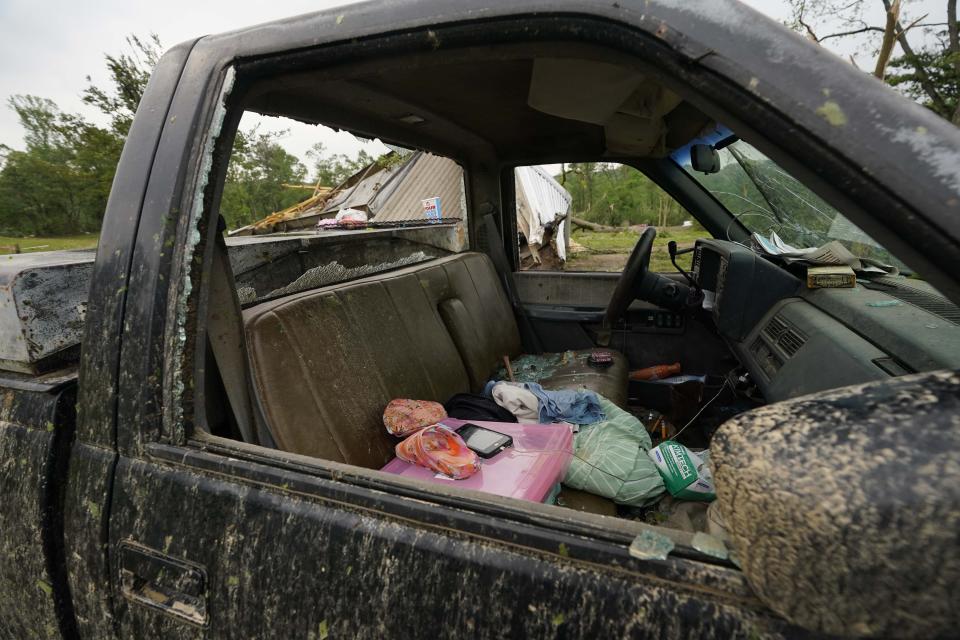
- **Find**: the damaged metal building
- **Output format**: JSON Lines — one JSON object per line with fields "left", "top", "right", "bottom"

{"left": 229, "top": 150, "right": 571, "bottom": 267}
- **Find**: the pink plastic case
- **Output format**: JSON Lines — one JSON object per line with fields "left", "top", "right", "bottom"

{"left": 380, "top": 418, "right": 573, "bottom": 503}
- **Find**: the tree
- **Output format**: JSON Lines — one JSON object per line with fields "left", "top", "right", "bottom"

{"left": 81, "top": 34, "right": 162, "bottom": 136}
{"left": 0, "top": 31, "right": 383, "bottom": 236}
{"left": 306, "top": 143, "right": 375, "bottom": 187}
{"left": 0, "top": 34, "right": 161, "bottom": 236}
{"left": 219, "top": 127, "right": 308, "bottom": 228}
{"left": 559, "top": 163, "right": 686, "bottom": 228}
{"left": 887, "top": 1, "right": 960, "bottom": 121}
{"left": 0, "top": 96, "right": 119, "bottom": 234}
{"left": 787, "top": 0, "right": 960, "bottom": 123}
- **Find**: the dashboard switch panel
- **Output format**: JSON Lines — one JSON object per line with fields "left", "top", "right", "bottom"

{"left": 624, "top": 309, "right": 685, "bottom": 334}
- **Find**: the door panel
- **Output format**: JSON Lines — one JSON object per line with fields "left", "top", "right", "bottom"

{"left": 0, "top": 384, "right": 75, "bottom": 640}
{"left": 107, "top": 442, "right": 788, "bottom": 638}
{"left": 516, "top": 271, "right": 622, "bottom": 308}
{"left": 516, "top": 271, "right": 734, "bottom": 375}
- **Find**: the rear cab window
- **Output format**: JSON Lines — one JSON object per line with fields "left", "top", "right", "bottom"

{"left": 221, "top": 110, "right": 469, "bottom": 306}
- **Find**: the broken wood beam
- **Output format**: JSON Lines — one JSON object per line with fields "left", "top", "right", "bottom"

{"left": 571, "top": 217, "right": 621, "bottom": 232}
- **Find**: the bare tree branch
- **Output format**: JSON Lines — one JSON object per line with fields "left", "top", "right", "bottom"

{"left": 815, "top": 19, "right": 937, "bottom": 44}
{"left": 893, "top": 13, "right": 929, "bottom": 48}
{"left": 797, "top": 11, "right": 820, "bottom": 43}
{"left": 818, "top": 25, "right": 885, "bottom": 41}
{"left": 793, "top": 0, "right": 822, "bottom": 42}
{"left": 800, "top": 15, "right": 822, "bottom": 42}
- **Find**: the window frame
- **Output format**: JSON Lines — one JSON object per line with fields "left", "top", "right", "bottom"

{"left": 154, "top": 55, "right": 689, "bottom": 557}
{"left": 142, "top": 9, "right": 953, "bottom": 570}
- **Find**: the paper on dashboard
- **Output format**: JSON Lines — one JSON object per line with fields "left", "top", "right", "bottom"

{"left": 752, "top": 231, "right": 864, "bottom": 268}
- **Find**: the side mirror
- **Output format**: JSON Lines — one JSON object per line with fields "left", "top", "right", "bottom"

{"left": 690, "top": 144, "right": 720, "bottom": 174}
{"left": 712, "top": 371, "right": 960, "bottom": 638}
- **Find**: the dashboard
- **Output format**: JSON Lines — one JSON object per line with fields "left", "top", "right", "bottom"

{"left": 692, "top": 239, "right": 799, "bottom": 343}
{"left": 691, "top": 239, "right": 960, "bottom": 402}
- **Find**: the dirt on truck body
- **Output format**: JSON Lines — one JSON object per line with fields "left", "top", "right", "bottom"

{"left": 1, "top": 1, "right": 959, "bottom": 639}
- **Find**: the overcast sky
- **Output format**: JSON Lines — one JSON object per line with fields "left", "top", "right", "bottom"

{"left": 0, "top": 0, "right": 946, "bottom": 167}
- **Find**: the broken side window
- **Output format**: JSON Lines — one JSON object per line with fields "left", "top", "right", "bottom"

{"left": 220, "top": 110, "right": 469, "bottom": 306}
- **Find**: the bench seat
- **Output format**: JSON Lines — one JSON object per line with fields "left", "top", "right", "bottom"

{"left": 244, "top": 252, "right": 628, "bottom": 468}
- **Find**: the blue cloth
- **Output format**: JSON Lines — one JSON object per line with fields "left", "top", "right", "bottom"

{"left": 484, "top": 380, "right": 605, "bottom": 425}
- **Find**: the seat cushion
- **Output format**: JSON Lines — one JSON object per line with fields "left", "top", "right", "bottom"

{"left": 243, "top": 250, "right": 630, "bottom": 471}
{"left": 244, "top": 253, "right": 521, "bottom": 468}
{"left": 504, "top": 349, "right": 629, "bottom": 408}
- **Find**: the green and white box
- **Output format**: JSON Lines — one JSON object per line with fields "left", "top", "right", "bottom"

{"left": 648, "top": 441, "right": 716, "bottom": 501}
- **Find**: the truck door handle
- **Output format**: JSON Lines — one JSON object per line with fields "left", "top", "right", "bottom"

{"left": 118, "top": 542, "right": 208, "bottom": 626}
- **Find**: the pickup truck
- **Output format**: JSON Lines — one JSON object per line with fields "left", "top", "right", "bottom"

{"left": 2, "top": 1, "right": 959, "bottom": 638}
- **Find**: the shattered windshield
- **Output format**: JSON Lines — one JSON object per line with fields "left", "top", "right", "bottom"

{"left": 673, "top": 137, "right": 910, "bottom": 273}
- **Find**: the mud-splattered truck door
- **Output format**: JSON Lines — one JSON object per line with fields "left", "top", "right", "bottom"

{"left": 60, "top": 4, "right": 809, "bottom": 638}
{"left": 0, "top": 371, "right": 77, "bottom": 638}
{"left": 3, "top": 0, "right": 958, "bottom": 637}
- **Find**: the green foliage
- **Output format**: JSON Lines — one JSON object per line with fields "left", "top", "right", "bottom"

{"left": 784, "top": 0, "right": 959, "bottom": 124}
{"left": 557, "top": 163, "right": 688, "bottom": 227}
{"left": 687, "top": 141, "right": 906, "bottom": 269}
{"left": 696, "top": 147, "right": 843, "bottom": 248}
{"left": 0, "top": 34, "right": 314, "bottom": 235}
{"left": 0, "top": 30, "right": 380, "bottom": 236}
{"left": 887, "top": 47, "right": 960, "bottom": 121}
{"left": 219, "top": 127, "right": 308, "bottom": 229}
{"left": 0, "top": 96, "right": 122, "bottom": 234}
{"left": 82, "top": 34, "right": 161, "bottom": 137}
{"left": 0, "top": 35, "right": 159, "bottom": 236}
{"left": 307, "top": 142, "right": 375, "bottom": 187}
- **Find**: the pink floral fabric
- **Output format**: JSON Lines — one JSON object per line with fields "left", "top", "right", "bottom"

{"left": 382, "top": 398, "right": 447, "bottom": 437}
{"left": 395, "top": 425, "right": 480, "bottom": 479}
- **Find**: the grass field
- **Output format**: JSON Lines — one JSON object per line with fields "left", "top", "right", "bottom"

{"left": 567, "top": 225, "right": 701, "bottom": 272}
{"left": 0, "top": 234, "right": 99, "bottom": 255}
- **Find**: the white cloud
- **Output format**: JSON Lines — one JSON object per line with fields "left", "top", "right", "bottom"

{"left": 0, "top": 0, "right": 355, "bottom": 153}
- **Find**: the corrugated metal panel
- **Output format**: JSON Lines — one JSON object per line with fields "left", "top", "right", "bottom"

{"left": 517, "top": 165, "right": 571, "bottom": 222}
{"left": 515, "top": 165, "right": 571, "bottom": 260}
{"left": 279, "top": 155, "right": 417, "bottom": 221}
{"left": 358, "top": 152, "right": 422, "bottom": 215}
{"left": 320, "top": 164, "right": 394, "bottom": 214}
{"left": 371, "top": 153, "right": 466, "bottom": 222}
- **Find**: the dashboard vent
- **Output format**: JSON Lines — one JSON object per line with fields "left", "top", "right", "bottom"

{"left": 778, "top": 330, "right": 805, "bottom": 357}
{"left": 751, "top": 338, "right": 783, "bottom": 378}
{"left": 763, "top": 316, "right": 789, "bottom": 341}
{"left": 763, "top": 314, "right": 807, "bottom": 357}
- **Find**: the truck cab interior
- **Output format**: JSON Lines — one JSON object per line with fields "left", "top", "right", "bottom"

{"left": 196, "top": 34, "right": 960, "bottom": 521}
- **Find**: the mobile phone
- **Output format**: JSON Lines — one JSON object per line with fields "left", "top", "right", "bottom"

{"left": 457, "top": 423, "right": 513, "bottom": 458}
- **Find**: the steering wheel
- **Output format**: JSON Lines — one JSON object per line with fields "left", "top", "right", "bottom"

{"left": 604, "top": 227, "right": 657, "bottom": 331}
